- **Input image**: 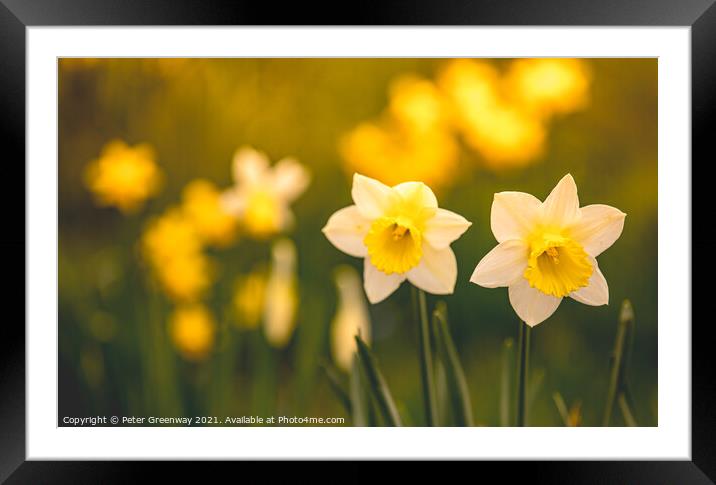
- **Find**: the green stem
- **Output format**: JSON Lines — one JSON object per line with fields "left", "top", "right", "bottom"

{"left": 516, "top": 321, "right": 531, "bottom": 427}
{"left": 603, "top": 300, "right": 634, "bottom": 426}
{"left": 499, "top": 338, "right": 514, "bottom": 427}
{"left": 412, "top": 286, "right": 438, "bottom": 427}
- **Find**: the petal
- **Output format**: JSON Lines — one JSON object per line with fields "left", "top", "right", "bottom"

{"left": 406, "top": 244, "right": 457, "bottom": 295}
{"left": 569, "top": 204, "right": 626, "bottom": 258}
{"left": 491, "top": 191, "right": 542, "bottom": 242}
{"left": 272, "top": 157, "right": 311, "bottom": 202}
{"left": 363, "top": 259, "right": 405, "bottom": 304}
{"left": 542, "top": 174, "right": 580, "bottom": 227}
{"left": 232, "top": 147, "right": 269, "bottom": 185}
{"left": 570, "top": 258, "right": 609, "bottom": 306}
{"left": 392, "top": 181, "right": 438, "bottom": 209}
{"left": 424, "top": 208, "right": 472, "bottom": 249}
{"left": 322, "top": 205, "right": 370, "bottom": 258}
{"left": 470, "top": 240, "right": 529, "bottom": 288}
{"left": 508, "top": 278, "right": 562, "bottom": 327}
{"left": 351, "top": 173, "right": 396, "bottom": 219}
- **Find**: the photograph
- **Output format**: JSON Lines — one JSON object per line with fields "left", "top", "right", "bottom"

{"left": 58, "top": 57, "right": 657, "bottom": 428}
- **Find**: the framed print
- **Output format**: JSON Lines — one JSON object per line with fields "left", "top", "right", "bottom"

{"left": 2, "top": 0, "right": 710, "bottom": 481}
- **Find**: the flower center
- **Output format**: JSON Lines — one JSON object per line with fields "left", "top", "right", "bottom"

{"left": 524, "top": 233, "right": 593, "bottom": 298}
{"left": 364, "top": 216, "right": 423, "bottom": 275}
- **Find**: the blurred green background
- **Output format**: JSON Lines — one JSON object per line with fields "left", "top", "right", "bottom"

{"left": 58, "top": 58, "right": 657, "bottom": 426}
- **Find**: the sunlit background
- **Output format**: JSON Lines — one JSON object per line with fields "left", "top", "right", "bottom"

{"left": 59, "top": 58, "right": 657, "bottom": 426}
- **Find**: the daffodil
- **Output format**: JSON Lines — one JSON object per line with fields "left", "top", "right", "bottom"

{"left": 388, "top": 75, "right": 448, "bottom": 133}
{"left": 182, "top": 179, "right": 238, "bottom": 247}
{"left": 505, "top": 59, "right": 590, "bottom": 118}
{"left": 322, "top": 174, "right": 472, "bottom": 304}
{"left": 263, "top": 238, "right": 298, "bottom": 348}
{"left": 141, "top": 209, "right": 213, "bottom": 302}
{"left": 330, "top": 265, "right": 371, "bottom": 372}
{"left": 470, "top": 174, "right": 625, "bottom": 326}
{"left": 339, "top": 121, "right": 459, "bottom": 189}
{"left": 84, "top": 140, "right": 163, "bottom": 214}
{"left": 221, "top": 146, "right": 310, "bottom": 238}
{"left": 168, "top": 304, "right": 216, "bottom": 361}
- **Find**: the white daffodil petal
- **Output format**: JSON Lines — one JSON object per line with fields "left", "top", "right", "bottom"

{"left": 424, "top": 209, "right": 472, "bottom": 249}
{"left": 570, "top": 204, "right": 626, "bottom": 258}
{"left": 470, "top": 240, "right": 529, "bottom": 288}
{"left": 232, "top": 147, "right": 269, "bottom": 185}
{"left": 220, "top": 190, "right": 246, "bottom": 216}
{"left": 322, "top": 205, "right": 370, "bottom": 258}
{"left": 491, "top": 191, "right": 542, "bottom": 242}
{"left": 351, "top": 173, "right": 396, "bottom": 219}
{"left": 272, "top": 157, "right": 311, "bottom": 202}
{"left": 392, "top": 181, "right": 438, "bottom": 209}
{"left": 406, "top": 244, "right": 457, "bottom": 295}
{"left": 363, "top": 259, "right": 405, "bottom": 303}
{"left": 508, "top": 278, "right": 562, "bottom": 327}
{"left": 570, "top": 258, "right": 609, "bottom": 306}
{"left": 542, "top": 174, "right": 580, "bottom": 227}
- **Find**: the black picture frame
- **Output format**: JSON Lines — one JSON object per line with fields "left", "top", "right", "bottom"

{"left": 1, "top": 0, "right": 708, "bottom": 481}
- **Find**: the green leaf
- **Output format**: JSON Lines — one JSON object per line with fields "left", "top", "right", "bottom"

{"left": 431, "top": 301, "right": 474, "bottom": 427}
{"left": 354, "top": 335, "right": 402, "bottom": 427}
{"left": 349, "top": 358, "right": 368, "bottom": 426}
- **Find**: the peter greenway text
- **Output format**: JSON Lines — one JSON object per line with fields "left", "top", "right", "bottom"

{"left": 61, "top": 415, "right": 346, "bottom": 426}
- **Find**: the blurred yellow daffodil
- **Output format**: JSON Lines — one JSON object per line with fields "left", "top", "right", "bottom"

{"left": 330, "top": 265, "right": 371, "bottom": 372}
{"left": 221, "top": 147, "right": 310, "bottom": 239}
{"left": 232, "top": 266, "right": 268, "bottom": 330}
{"left": 182, "top": 179, "right": 238, "bottom": 247}
{"left": 263, "top": 238, "right": 299, "bottom": 348}
{"left": 340, "top": 121, "right": 459, "bottom": 189}
{"left": 388, "top": 75, "right": 448, "bottom": 133}
{"left": 505, "top": 58, "right": 591, "bottom": 118}
{"left": 470, "top": 174, "right": 625, "bottom": 326}
{"left": 168, "top": 304, "right": 216, "bottom": 361}
{"left": 84, "top": 140, "right": 162, "bottom": 214}
{"left": 323, "top": 174, "right": 472, "bottom": 303}
{"left": 154, "top": 253, "right": 214, "bottom": 302}
{"left": 142, "top": 208, "right": 202, "bottom": 263}
{"left": 141, "top": 209, "right": 213, "bottom": 302}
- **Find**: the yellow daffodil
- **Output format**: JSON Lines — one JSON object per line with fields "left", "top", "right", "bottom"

{"left": 84, "top": 140, "right": 162, "bottom": 214}
{"left": 461, "top": 103, "right": 546, "bottom": 169}
{"left": 470, "top": 174, "right": 625, "bottom": 326}
{"left": 388, "top": 75, "right": 448, "bottom": 133}
{"left": 168, "top": 304, "right": 216, "bottom": 361}
{"left": 154, "top": 253, "right": 213, "bottom": 302}
{"left": 181, "top": 179, "right": 238, "bottom": 247}
{"left": 505, "top": 59, "right": 590, "bottom": 118}
{"left": 323, "top": 174, "right": 472, "bottom": 303}
{"left": 263, "top": 238, "right": 298, "bottom": 348}
{"left": 221, "top": 146, "right": 310, "bottom": 238}
{"left": 142, "top": 208, "right": 202, "bottom": 263}
{"left": 141, "top": 209, "right": 213, "bottom": 302}
{"left": 330, "top": 265, "right": 371, "bottom": 372}
{"left": 340, "top": 121, "right": 459, "bottom": 189}
{"left": 232, "top": 266, "right": 268, "bottom": 329}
